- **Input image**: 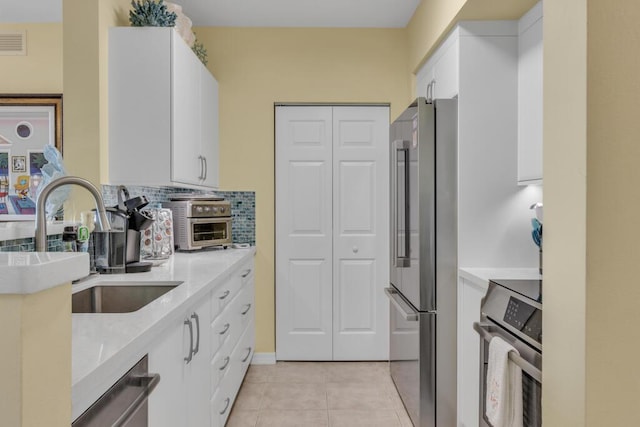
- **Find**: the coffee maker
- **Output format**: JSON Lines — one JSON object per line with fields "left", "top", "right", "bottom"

{"left": 93, "top": 187, "right": 153, "bottom": 274}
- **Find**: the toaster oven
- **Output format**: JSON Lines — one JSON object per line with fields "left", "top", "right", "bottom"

{"left": 162, "top": 199, "right": 232, "bottom": 250}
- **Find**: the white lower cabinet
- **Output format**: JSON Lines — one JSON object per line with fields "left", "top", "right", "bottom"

{"left": 148, "top": 295, "right": 210, "bottom": 427}
{"left": 457, "top": 277, "right": 488, "bottom": 427}
{"left": 149, "top": 258, "right": 255, "bottom": 426}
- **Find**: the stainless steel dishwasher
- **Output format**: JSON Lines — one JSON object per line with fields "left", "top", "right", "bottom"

{"left": 72, "top": 355, "right": 160, "bottom": 427}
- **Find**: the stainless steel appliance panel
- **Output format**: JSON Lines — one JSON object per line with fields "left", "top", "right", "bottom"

{"left": 475, "top": 322, "right": 542, "bottom": 427}
{"left": 163, "top": 199, "right": 232, "bottom": 250}
{"left": 72, "top": 355, "right": 160, "bottom": 427}
{"left": 388, "top": 97, "right": 458, "bottom": 427}
{"left": 387, "top": 287, "right": 435, "bottom": 427}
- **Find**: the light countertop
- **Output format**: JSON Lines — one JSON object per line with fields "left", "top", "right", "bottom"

{"left": 0, "top": 220, "right": 65, "bottom": 242}
{"left": 0, "top": 252, "right": 88, "bottom": 294}
{"left": 71, "top": 247, "right": 256, "bottom": 421}
{"left": 459, "top": 267, "right": 541, "bottom": 289}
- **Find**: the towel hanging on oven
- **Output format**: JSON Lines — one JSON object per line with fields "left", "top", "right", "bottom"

{"left": 485, "top": 336, "right": 524, "bottom": 427}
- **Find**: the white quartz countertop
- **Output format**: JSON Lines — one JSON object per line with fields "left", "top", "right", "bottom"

{"left": 71, "top": 247, "right": 256, "bottom": 421}
{"left": 0, "top": 220, "right": 65, "bottom": 242}
{"left": 459, "top": 267, "right": 541, "bottom": 289}
{"left": 0, "top": 252, "right": 89, "bottom": 294}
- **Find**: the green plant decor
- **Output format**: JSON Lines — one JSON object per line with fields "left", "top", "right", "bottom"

{"left": 129, "top": 0, "right": 177, "bottom": 27}
{"left": 192, "top": 38, "right": 208, "bottom": 66}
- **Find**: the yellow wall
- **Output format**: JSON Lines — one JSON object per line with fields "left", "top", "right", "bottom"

{"left": 406, "top": 0, "right": 537, "bottom": 74}
{"left": 62, "top": 0, "right": 129, "bottom": 211}
{"left": 194, "top": 27, "right": 410, "bottom": 353}
{"left": 0, "top": 23, "right": 63, "bottom": 94}
{"left": 586, "top": 0, "right": 640, "bottom": 424}
{"left": 0, "top": 283, "right": 72, "bottom": 426}
{"left": 543, "top": 0, "right": 587, "bottom": 424}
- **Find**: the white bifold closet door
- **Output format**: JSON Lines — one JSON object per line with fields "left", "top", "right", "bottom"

{"left": 275, "top": 105, "right": 389, "bottom": 361}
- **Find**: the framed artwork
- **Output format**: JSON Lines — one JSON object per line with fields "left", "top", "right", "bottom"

{"left": 0, "top": 95, "right": 62, "bottom": 220}
{"left": 12, "top": 156, "right": 26, "bottom": 173}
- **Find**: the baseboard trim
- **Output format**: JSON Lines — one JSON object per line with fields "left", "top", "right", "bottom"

{"left": 251, "top": 352, "right": 276, "bottom": 365}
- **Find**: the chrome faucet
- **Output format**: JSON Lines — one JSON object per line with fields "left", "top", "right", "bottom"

{"left": 34, "top": 176, "right": 112, "bottom": 252}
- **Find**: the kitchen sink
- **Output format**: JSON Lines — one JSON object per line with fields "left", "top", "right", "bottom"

{"left": 72, "top": 281, "right": 183, "bottom": 313}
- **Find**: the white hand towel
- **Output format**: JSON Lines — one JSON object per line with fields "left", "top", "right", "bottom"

{"left": 485, "top": 336, "right": 523, "bottom": 427}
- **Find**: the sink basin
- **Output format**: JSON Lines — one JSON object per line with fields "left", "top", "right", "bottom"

{"left": 72, "top": 281, "right": 183, "bottom": 313}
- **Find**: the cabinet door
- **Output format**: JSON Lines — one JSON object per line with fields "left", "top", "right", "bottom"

{"left": 200, "top": 66, "right": 219, "bottom": 188}
{"left": 433, "top": 37, "right": 459, "bottom": 99}
{"left": 148, "top": 316, "right": 187, "bottom": 427}
{"left": 517, "top": 5, "right": 543, "bottom": 184}
{"left": 186, "top": 296, "right": 211, "bottom": 426}
{"left": 172, "top": 31, "right": 203, "bottom": 186}
{"left": 457, "top": 277, "right": 486, "bottom": 427}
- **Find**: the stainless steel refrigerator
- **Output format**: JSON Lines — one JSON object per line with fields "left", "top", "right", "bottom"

{"left": 386, "top": 97, "right": 457, "bottom": 427}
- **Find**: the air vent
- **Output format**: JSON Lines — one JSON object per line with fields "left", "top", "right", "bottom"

{"left": 0, "top": 31, "right": 26, "bottom": 55}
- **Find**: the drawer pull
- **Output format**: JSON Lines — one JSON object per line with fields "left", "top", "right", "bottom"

{"left": 191, "top": 312, "right": 200, "bottom": 355}
{"left": 241, "top": 347, "right": 252, "bottom": 363}
{"left": 219, "top": 322, "right": 230, "bottom": 335}
{"left": 219, "top": 397, "right": 231, "bottom": 415}
{"left": 219, "top": 356, "right": 230, "bottom": 371}
{"left": 184, "top": 319, "right": 193, "bottom": 363}
{"left": 219, "top": 290, "right": 231, "bottom": 300}
{"left": 241, "top": 269, "right": 252, "bottom": 278}
{"left": 241, "top": 304, "right": 252, "bottom": 315}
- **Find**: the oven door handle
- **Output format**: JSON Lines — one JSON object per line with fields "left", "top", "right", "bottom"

{"left": 385, "top": 287, "right": 418, "bottom": 321}
{"left": 473, "top": 322, "right": 542, "bottom": 383}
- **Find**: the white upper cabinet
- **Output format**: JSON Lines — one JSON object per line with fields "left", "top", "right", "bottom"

{"left": 109, "top": 27, "right": 219, "bottom": 189}
{"left": 518, "top": 1, "right": 543, "bottom": 185}
{"left": 416, "top": 31, "right": 459, "bottom": 101}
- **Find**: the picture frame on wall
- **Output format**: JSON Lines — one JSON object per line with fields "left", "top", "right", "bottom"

{"left": 11, "top": 156, "right": 26, "bottom": 173}
{"left": 0, "top": 95, "right": 62, "bottom": 220}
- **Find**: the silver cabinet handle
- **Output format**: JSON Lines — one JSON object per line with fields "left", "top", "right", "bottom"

{"left": 384, "top": 287, "right": 418, "bottom": 321}
{"left": 219, "top": 397, "right": 231, "bottom": 415}
{"left": 241, "top": 303, "right": 252, "bottom": 315}
{"left": 241, "top": 347, "right": 252, "bottom": 363}
{"left": 111, "top": 373, "right": 161, "bottom": 427}
{"left": 219, "top": 322, "right": 230, "bottom": 336}
{"left": 202, "top": 156, "right": 207, "bottom": 181}
{"left": 197, "top": 155, "right": 204, "bottom": 180}
{"left": 191, "top": 312, "right": 200, "bottom": 356}
{"left": 241, "top": 269, "right": 252, "bottom": 278}
{"left": 184, "top": 318, "right": 194, "bottom": 363}
{"left": 219, "top": 290, "right": 231, "bottom": 300}
{"left": 473, "top": 322, "right": 542, "bottom": 383}
{"left": 219, "top": 356, "right": 230, "bottom": 371}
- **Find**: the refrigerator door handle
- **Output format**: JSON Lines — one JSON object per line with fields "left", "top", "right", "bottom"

{"left": 393, "top": 139, "right": 411, "bottom": 268}
{"left": 385, "top": 287, "right": 418, "bottom": 321}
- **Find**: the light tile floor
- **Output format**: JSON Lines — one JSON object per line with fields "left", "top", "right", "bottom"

{"left": 226, "top": 361, "right": 413, "bottom": 427}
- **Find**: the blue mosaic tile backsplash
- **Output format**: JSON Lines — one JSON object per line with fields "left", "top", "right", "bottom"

{"left": 0, "top": 186, "right": 255, "bottom": 252}
{"left": 102, "top": 185, "right": 255, "bottom": 245}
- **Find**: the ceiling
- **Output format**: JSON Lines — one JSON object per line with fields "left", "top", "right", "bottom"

{"left": 0, "top": 0, "right": 421, "bottom": 28}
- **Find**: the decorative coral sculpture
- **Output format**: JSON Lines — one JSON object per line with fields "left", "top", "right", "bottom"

{"left": 192, "top": 38, "right": 208, "bottom": 66}
{"left": 129, "top": 0, "right": 177, "bottom": 27}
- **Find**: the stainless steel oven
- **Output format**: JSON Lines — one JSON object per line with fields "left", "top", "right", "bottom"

{"left": 163, "top": 197, "right": 232, "bottom": 250}
{"left": 474, "top": 279, "right": 542, "bottom": 427}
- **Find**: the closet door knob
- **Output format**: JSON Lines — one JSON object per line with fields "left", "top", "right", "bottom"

{"left": 352, "top": 246, "right": 359, "bottom": 254}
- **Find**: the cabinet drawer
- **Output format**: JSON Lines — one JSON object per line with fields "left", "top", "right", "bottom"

{"left": 210, "top": 322, "right": 255, "bottom": 427}
{"left": 211, "top": 275, "right": 241, "bottom": 319}
{"left": 210, "top": 348, "right": 232, "bottom": 396}
{"left": 210, "top": 310, "right": 233, "bottom": 356}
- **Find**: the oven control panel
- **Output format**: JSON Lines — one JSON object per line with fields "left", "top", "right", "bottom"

{"left": 504, "top": 297, "right": 542, "bottom": 343}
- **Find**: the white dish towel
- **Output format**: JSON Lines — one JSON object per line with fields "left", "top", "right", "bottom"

{"left": 485, "top": 336, "right": 524, "bottom": 427}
